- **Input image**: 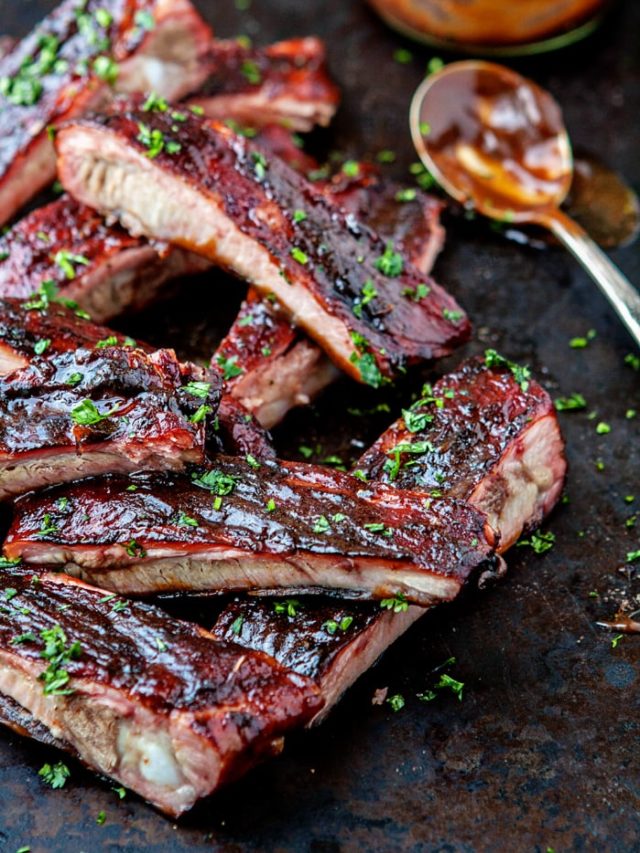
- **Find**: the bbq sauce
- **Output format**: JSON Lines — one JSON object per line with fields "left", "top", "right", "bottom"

{"left": 415, "top": 64, "right": 570, "bottom": 219}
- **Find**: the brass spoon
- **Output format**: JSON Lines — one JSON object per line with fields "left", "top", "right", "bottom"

{"left": 410, "top": 60, "right": 640, "bottom": 347}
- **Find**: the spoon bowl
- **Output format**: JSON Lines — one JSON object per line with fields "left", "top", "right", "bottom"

{"left": 410, "top": 60, "right": 640, "bottom": 347}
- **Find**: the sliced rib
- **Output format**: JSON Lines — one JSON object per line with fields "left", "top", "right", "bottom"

{"left": 56, "top": 109, "right": 470, "bottom": 384}
{"left": 0, "top": 0, "right": 212, "bottom": 225}
{"left": 0, "top": 567, "right": 321, "bottom": 816}
{"left": 211, "top": 356, "right": 567, "bottom": 723}
{"left": 189, "top": 37, "right": 340, "bottom": 131}
{"left": 0, "top": 297, "right": 274, "bottom": 463}
{"left": 215, "top": 175, "right": 445, "bottom": 427}
{"left": 6, "top": 456, "right": 499, "bottom": 604}
{"left": 0, "top": 194, "right": 209, "bottom": 322}
{"left": 0, "top": 341, "right": 219, "bottom": 500}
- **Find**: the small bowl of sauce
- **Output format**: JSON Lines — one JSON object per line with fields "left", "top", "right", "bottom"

{"left": 367, "top": 0, "right": 612, "bottom": 55}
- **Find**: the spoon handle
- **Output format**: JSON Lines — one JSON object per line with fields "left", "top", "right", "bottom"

{"left": 542, "top": 208, "right": 640, "bottom": 349}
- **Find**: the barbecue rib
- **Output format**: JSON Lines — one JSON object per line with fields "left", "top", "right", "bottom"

{"left": 214, "top": 175, "right": 445, "bottom": 427}
{"left": 6, "top": 456, "right": 500, "bottom": 603}
{"left": 0, "top": 194, "right": 209, "bottom": 322}
{"left": 211, "top": 356, "right": 567, "bottom": 722}
{"left": 0, "top": 567, "right": 321, "bottom": 816}
{"left": 56, "top": 109, "right": 470, "bottom": 384}
{"left": 0, "top": 0, "right": 212, "bottom": 225}
{"left": 0, "top": 296, "right": 272, "bottom": 462}
{"left": 0, "top": 339, "right": 219, "bottom": 500}
{"left": 190, "top": 37, "right": 340, "bottom": 131}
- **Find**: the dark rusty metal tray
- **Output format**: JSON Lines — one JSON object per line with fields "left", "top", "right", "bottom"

{"left": 1, "top": 1, "right": 639, "bottom": 850}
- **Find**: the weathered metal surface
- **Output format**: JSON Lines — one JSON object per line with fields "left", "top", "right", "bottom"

{"left": 0, "top": 1, "right": 638, "bottom": 850}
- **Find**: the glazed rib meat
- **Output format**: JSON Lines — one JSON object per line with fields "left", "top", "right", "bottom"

{"left": 0, "top": 194, "right": 209, "bottom": 322}
{"left": 189, "top": 37, "right": 339, "bottom": 131}
{"left": 0, "top": 297, "right": 274, "bottom": 463}
{"left": 215, "top": 175, "right": 445, "bottom": 427}
{"left": 0, "top": 0, "right": 212, "bottom": 225}
{"left": 56, "top": 109, "right": 470, "bottom": 384}
{"left": 0, "top": 567, "right": 321, "bottom": 816}
{"left": 211, "top": 356, "right": 567, "bottom": 722}
{"left": 6, "top": 456, "right": 500, "bottom": 604}
{"left": 0, "top": 338, "right": 220, "bottom": 500}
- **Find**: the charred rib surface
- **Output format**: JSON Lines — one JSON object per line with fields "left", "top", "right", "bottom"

{"left": 0, "top": 342, "right": 219, "bottom": 499}
{"left": 6, "top": 456, "right": 497, "bottom": 604}
{"left": 0, "top": 568, "right": 321, "bottom": 815}
{"left": 56, "top": 110, "right": 470, "bottom": 384}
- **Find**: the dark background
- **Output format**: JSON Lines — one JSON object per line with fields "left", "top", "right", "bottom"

{"left": 0, "top": 1, "right": 639, "bottom": 851}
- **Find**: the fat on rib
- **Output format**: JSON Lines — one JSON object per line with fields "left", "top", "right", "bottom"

{"left": 0, "top": 567, "right": 321, "bottom": 815}
{"left": 55, "top": 108, "right": 470, "bottom": 384}
{"left": 211, "top": 356, "right": 567, "bottom": 722}
{"left": 0, "top": 0, "right": 212, "bottom": 225}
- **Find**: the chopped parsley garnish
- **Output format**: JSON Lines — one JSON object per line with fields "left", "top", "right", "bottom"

{"left": 342, "top": 160, "right": 360, "bottom": 177}
{"left": 95, "top": 335, "right": 118, "bottom": 348}
{"left": 39, "top": 624, "right": 82, "bottom": 696}
{"left": 569, "top": 329, "right": 596, "bottom": 348}
{"left": 402, "top": 408, "right": 434, "bottom": 433}
{"left": 517, "top": 530, "right": 556, "bottom": 554}
{"left": 611, "top": 634, "right": 623, "bottom": 649}
{"left": 395, "top": 188, "right": 417, "bottom": 203}
{"left": 273, "top": 599, "right": 300, "bottom": 617}
{"left": 142, "top": 91, "right": 168, "bottom": 112}
{"left": 386, "top": 693, "right": 405, "bottom": 712}
{"left": 364, "top": 522, "right": 394, "bottom": 537}
{"left": 626, "top": 550, "right": 640, "bottom": 563}
{"left": 70, "top": 399, "right": 119, "bottom": 426}
{"left": 246, "top": 454, "right": 261, "bottom": 469}
{"left": 427, "top": 57, "right": 444, "bottom": 75}
{"left": 442, "top": 308, "right": 464, "bottom": 323}
{"left": 181, "top": 380, "right": 211, "bottom": 399}
{"left": 251, "top": 150, "right": 268, "bottom": 180}
{"left": 230, "top": 615, "right": 244, "bottom": 635}
{"left": 136, "top": 122, "right": 181, "bottom": 158}
{"left": 54, "top": 250, "right": 90, "bottom": 280}
{"left": 92, "top": 55, "right": 118, "bottom": 84}
{"left": 33, "top": 338, "right": 50, "bottom": 355}
{"left": 96, "top": 811, "right": 106, "bottom": 825}
{"left": 36, "top": 514, "right": 58, "bottom": 538}
{"left": 374, "top": 243, "right": 404, "bottom": 277}
{"left": 313, "top": 515, "right": 331, "bottom": 534}
{"left": 176, "top": 512, "right": 198, "bottom": 528}
{"left": 38, "top": 761, "right": 70, "bottom": 789}
{"left": 240, "top": 59, "right": 261, "bottom": 85}
{"left": 216, "top": 354, "right": 244, "bottom": 381}
{"left": 0, "top": 556, "right": 22, "bottom": 569}
{"left": 349, "top": 332, "right": 385, "bottom": 388}
{"left": 125, "top": 539, "right": 145, "bottom": 558}
{"left": 393, "top": 48, "right": 413, "bottom": 64}
{"left": 352, "top": 279, "right": 377, "bottom": 319}
{"left": 624, "top": 353, "right": 640, "bottom": 371}
{"left": 322, "top": 616, "right": 353, "bottom": 635}
{"left": 192, "top": 468, "right": 237, "bottom": 498}
{"left": 265, "top": 498, "right": 276, "bottom": 512}
{"left": 595, "top": 422, "right": 611, "bottom": 435}
{"left": 401, "top": 282, "right": 430, "bottom": 302}
{"left": 380, "top": 593, "right": 409, "bottom": 613}
{"left": 290, "top": 246, "right": 309, "bottom": 265}
{"left": 377, "top": 149, "right": 396, "bottom": 163}
{"left": 554, "top": 393, "right": 587, "bottom": 412}
{"left": 292, "top": 209, "right": 307, "bottom": 224}
{"left": 484, "top": 349, "right": 531, "bottom": 391}
{"left": 11, "top": 632, "right": 37, "bottom": 645}
{"left": 189, "top": 404, "right": 212, "bottom": 424}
